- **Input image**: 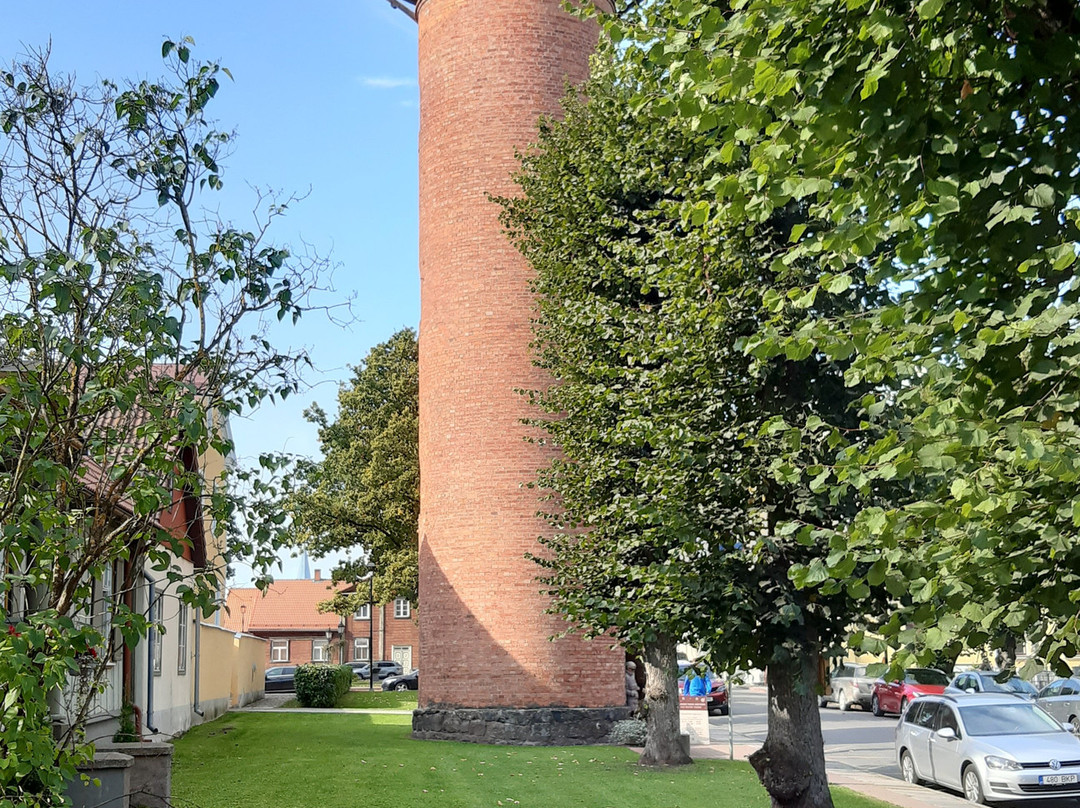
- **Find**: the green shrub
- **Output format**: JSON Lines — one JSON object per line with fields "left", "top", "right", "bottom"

{"left": 294, "top": 664, "right": 353, "bottom": 708}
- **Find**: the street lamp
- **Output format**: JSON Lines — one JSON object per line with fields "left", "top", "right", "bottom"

{"left": 366, "top": 562, "right": 376, "bottom": 692}
{"left": 324, "top": 618, "right": 345, "bottom": 663}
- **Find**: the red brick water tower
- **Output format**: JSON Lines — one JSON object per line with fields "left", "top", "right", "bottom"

{"left": 389, "top": 0, "right": 625, "bottom": 743}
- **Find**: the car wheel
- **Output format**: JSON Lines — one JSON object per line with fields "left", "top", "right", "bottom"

{"left": 962, "top": 764, "right": 986, "bottom": 804}
{"left": 838, "top": 690, "right": 850, "bottom": 712}
{"left": 900, "top": 750, "right": 921, "bottom": 786}
{"left": 394, "top": 682, "right": 410, "bottom": 691}
{"left": 871, "top": 694, "right": 884, "bottom": 717}
{"left": 819, "top": 695, "right": 829, "bottom": 708}
{"left": 1071, "top": 715, "right": 1080, "bottom": 734}
{"left": 900, "top": 696, "right": 908, "bottom": 714}
{"left": 720, "top": 704, "right": 729, "bottom": 717}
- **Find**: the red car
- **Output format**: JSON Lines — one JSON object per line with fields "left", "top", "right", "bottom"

{"left": 871, "top": 667, "right": 948, "bottom": 716}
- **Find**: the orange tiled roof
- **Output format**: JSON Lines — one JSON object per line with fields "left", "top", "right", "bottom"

{"left": 223, "top": 578, "right": 353, "bottom": 632}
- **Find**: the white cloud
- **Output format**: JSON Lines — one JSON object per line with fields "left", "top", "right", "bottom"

{"left": 358, "top": 76, "right": 416, "bottom": 89}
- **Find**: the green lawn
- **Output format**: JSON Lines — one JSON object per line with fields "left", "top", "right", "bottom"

{"left": 339, "top": 690, "right": 417, "bottom": 709}
{"left": 172, "top": 713, "right": 894, "bottom": 808}
{"left": 277, "top": 690, "right": 417, "bottom": 710}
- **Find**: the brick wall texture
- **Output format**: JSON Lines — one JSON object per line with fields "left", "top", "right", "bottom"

{"left": 258, "top": 603, "right": 419, "bottom": 670}
{"left": 416, "top": 0, "right": 623, "bottom": 709}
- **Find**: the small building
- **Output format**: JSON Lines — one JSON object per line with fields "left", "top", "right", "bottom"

{"left": 224, "top": 571, "right": 419, "bottom": 672}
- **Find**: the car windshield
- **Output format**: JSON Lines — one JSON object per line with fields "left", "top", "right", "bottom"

{"left": 982, "top": 676, "right": 1037, "bottom": 696}
{"left": 960, "top": 703, "right": 1063, "bottom": 736}
{"left": 905, "top": 668, "right": 949, "bottom": 686}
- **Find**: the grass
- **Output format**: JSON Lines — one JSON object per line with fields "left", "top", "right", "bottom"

{"left": 339, "top": 689, "right": 417, "bottom": 709}
{"left": 276, "top": 690, "right": 417, "bottom": 710}
{"left": 172, "top": 713, "right": 896, "bottom": 808}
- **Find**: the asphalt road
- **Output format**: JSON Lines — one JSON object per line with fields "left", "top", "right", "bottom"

{"left": 716, "top": 688, "right": 1080, "bottom": 807}
{"left": 710, "top": 687, "right": 900, "bottom": 777}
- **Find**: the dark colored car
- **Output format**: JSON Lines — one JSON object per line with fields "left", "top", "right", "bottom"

{"left": 354, "top": 660, "right": 404, "bottom": 681}
{"left": 381, "top": 669, "right": 418, "bottom": 691}
{"left": 678, "top": 661, "right": 729, "bottom": 716}
{"left": 945, "top": 670, "right": 1037, "bottom": 699}
{"left": 872, "top": 668, "right": 949, "bottom": 716}
{"left": 265, "top": 665, "right": 297, "bottom": 693}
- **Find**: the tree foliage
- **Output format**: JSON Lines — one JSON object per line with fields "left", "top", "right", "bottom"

{"left": 287, "top": 328, "right": 419, "bottom": 606}
{"left": 0, "top": 41, "right": 327, "bottom": 804}
{"left": 502, "top": 43, "right": 892, "bottom": 794}
{"left": 602, "top": 0, "right": 1080, "bottom": 676}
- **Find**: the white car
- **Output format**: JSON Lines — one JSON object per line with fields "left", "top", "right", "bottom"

{"left": 895, "top": 693, "right": 1080, "bottom": 803}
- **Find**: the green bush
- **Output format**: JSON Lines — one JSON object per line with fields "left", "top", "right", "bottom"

{"left": 294, "top": 664, "right": 353, "bottom": 708}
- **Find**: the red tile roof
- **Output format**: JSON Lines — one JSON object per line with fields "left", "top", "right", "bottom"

{"left": 223, "top": 579, "right": 354, "bottom": 632}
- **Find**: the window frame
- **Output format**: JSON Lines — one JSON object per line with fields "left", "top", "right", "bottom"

{"left": 311, "top": 638, "right": 329, "bottom": 663}
{"left": 354, "top": 603, "right": 371, "bottom": 620}
{"left": 353, "top": 637, "right": 370, "bottom": 662}
{"left": 177, "top": 602, "right": 188, "bottom": 675}
{"left": 151, "top": 595, "right": 163, "bottom": 677}
{"left": 393, "top": 598, "right": 411, "bottom": 619}
{"left": 271, "top": 639, "right": 290, "bottom": 663}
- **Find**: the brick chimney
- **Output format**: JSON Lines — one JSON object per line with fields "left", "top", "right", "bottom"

{"left": 313, "top": 569, "right": 321, "bottom": 582}
{"left": 409, "top": 0, "right": 624, "bottom": 744}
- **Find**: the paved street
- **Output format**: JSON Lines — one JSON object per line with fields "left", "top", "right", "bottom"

{"left": 712, "top": 688, "right": 898, "bottom": 777}
{"left": 714, "top": 688, "right": 1080, "bottom": 807}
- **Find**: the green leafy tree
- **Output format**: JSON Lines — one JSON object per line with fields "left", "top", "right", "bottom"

{"left": 0, "top": 41, "right": 327, "bottom": 804}
{"left": 502, "top": 46, "right": 891, "bottom": 796}
{"left": 288, "top": 328, "right": 419, "bottom": 608}
{"left": 602, "top": 0, "right": 1080, "bottom": 682}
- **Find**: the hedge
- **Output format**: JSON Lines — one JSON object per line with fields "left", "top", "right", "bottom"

{"left": 294, "top": 664, "right": 353, "bottom": 708}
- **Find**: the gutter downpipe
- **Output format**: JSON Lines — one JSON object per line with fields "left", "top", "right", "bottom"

{"left": 193, "top": 612, "right": 204, "bottom": 717}
{"left": 144, "top": 574, "right": 160, "bottom": 735}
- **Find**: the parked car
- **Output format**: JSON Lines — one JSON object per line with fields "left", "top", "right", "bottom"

{"left": 945, "top": 670, "right": 1037, "bottom": 700}
{"left": 1037, "top": 677, "right": 1080, "bottom": 733}
{"left": 381, "top": 669, "right": 418, "bottom": 691}
{"left": 352, "top": 660, "right": 405, "bottom": 681}
{"left": 264, "top": 665, "right": 297, "bottom": 693}
{"left": 895, "top": 692, "right": 1080, "bottom": 803}
{"left": 822, "top": 662, "right": 875, "bottom": 711}
{"left": 678, "top": 661, "right": 729, "bottom": 716}
{"left": 872, "top": 668, "right": 949, "bottom": 716}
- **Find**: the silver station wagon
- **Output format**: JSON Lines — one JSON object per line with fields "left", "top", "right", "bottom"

{"left": 895, "top": 693, "right": 1080, "bottom": 803}
{"left": 1037, "top": 677, "right": 1080, "bottom": 733}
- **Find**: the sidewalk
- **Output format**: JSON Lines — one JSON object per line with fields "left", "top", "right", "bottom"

{"left": 692, "top": 741, "right": 970, "bottom": 808}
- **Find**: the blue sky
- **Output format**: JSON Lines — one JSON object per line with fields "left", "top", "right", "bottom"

{"left": 2, "top": 3, "right": 422, "bottom": 580}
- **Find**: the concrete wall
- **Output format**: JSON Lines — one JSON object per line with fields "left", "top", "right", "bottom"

{"left": 197, "top": 624, "right": 265, "bottom": 721}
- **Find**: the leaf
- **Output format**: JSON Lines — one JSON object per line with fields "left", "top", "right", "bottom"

{"left": 1028, "top": 184, "right": 1055, "bottom": 208}
{"left": 825, "top": 274, "right": 852, "bottom": 294}
{"left": 917, "top": 0, "right": 944, "bottom": 19}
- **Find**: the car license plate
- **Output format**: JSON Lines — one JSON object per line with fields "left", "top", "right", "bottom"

{"left": 1039, "top": 774, "right": 1078, "bottom": 785}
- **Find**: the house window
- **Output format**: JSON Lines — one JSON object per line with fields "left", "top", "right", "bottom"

{"left": 177, "top": 603, "right": 188, "bottom": 675}
{"left": 311, "top": 639, "right": 329, "bottom": 663}
{"left": 353, "top": 638, "right": 370, "bottom": 662}
{"left": 151, "top": 596, "right": 163, "bottom": 676}
{"left": 97, "top": 563, "right": 114, "bottom": 641}
{"left": 354, "top": 603, "right": 370, "bottom": 620}
{"left": 393, "top": 598, "right": 411, "bottom": 619}
{"left": 271, "top": 639, "right": 289, "bottom": 662}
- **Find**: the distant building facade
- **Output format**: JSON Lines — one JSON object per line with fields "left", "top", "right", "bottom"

{"left": 224, "top": 571, "right": 419, "bottom": 671}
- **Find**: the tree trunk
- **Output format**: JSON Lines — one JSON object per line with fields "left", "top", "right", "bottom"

{"left": 749, "top": 644, "right": 833, "bottom": 808}
{"left": 639, "top": 632, "right": 692, "bottom": 766}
